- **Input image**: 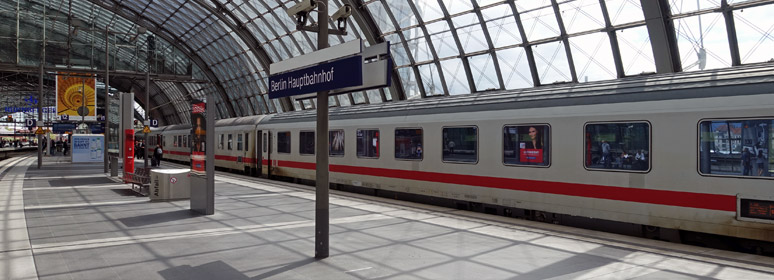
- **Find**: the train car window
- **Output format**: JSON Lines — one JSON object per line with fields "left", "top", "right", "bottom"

{"left": 228, "top": 134, "right": 233, "bottom": 150}
{"left": 245, "top": 133, "right": 249, "bottom": 152}
{"left": 163, "top": 136, "right": 166, "bottom": 148}
{"left": 357, "top": 129, "right": 379, "bottom": 158}
{"left": 183, "top": 135, "right": 188, "bottom": 148}
{"left": 503, "top": 125, "right": 550, "bottom": 167}
{"left": 237, "top": 134, "right": 243, "bottom": 151}
{"left": 219, "top": 134, "right": 224, "bottom": 150}
{"left": 443, "top": 126, "right": 478, "bottom": 163}
{"left": 585, "top": 122, "right": 650, "bottom": 172}
{"left": 277, "top": 132, "right": 290, "bottom": 153}
{"left": 699, "top": 119, "right": 772, "bottom": 178}
{"left": 263, "top": 133, "right": 267, "bottom": 153}
{"left": 173, "top": 135, "right": 178, "bottom": 147}
{"left": 300, "top": 131, "right": 315, "bottom": 155}
{"left": 329, "top": 130, "right": 344, "bottom": 156}
{"left": 395, "top": 128, "right": 422, "bottom": 160}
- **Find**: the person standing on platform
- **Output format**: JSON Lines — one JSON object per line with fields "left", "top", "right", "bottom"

{"left": 601, "top": 140, "right": 611, "bottom": 168}
{"left": 153, "top": 145, "right": 163, "bottom": 167}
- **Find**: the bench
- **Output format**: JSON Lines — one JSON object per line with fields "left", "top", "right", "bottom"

{"left": 125, "top": 167, "right": 151, "bottom": 196}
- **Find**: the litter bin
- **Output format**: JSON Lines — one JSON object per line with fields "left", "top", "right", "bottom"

{"left": 110, "top": 156, "right": 119, "bottom": 176}
{"left": 149, "top": 169, "right": 191, "bottom": 201}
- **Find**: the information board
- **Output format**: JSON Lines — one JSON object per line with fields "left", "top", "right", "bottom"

{"left": 71, "top": 134, "right": 104, "bottom": 163}
{"left": 268, "top": 55, "right": 362, "bottom": 99}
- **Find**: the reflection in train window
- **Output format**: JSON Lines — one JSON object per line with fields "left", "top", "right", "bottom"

{"left": 700, "top": 119, "right": 772, "bottom": 178}
{"left": 277, "top": 131, "right": 290, "bottom": 154}
{"left": 443, "top": 126, "right": 478, "bottom": 163}
{"left": 237, "top": 134, "right": 243, "bottom": 151}
{"left": 183, "top": 135, "right": 188, "bottom": 148}
{"left": 357, "top": 129, "right": 379, "bottom": 158}
{"left": 585, "top": 122, "right": 650, "bottom": 171}
{"left": 263, "top": 133, "right": 267, "bottom": 153}
{"left": 173, "top": 135, "right": 178, "bottom": 147}
{"left": 219, "top": 134, "right": 224, "bottom": 150}
{"left": 228, "top": 134, "right": 233, "bottom": 150}
{"left": 503, "top": 125, "right": 549, "bottom": 166}
{"left": 395, "top": 128, "right": 422, "bottom": 160}
{"left": 300, "top": 131, "right": 315, "bottom": 155}
{"left": 329, "top": 130, "right": 344, "bottom": 156}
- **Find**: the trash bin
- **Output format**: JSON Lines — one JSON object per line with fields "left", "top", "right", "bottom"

{"left": 149, "top": 169, "right": 190, "bottom": 201}
{"left": 110, "top": 156, "right": 119, "bottom": 176}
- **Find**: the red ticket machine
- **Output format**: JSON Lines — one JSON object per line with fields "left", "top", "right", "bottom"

{"left": 123, "top": 129, "right": 134, "bottom": 183}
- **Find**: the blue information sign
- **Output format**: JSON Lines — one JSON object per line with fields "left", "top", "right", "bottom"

{"left": 269, "top": 55, "right": 363, "bottom": 99}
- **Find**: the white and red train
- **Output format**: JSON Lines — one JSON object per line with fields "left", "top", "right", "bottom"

{"left": 144, "top": 66, "right": 774, "bottom": 252}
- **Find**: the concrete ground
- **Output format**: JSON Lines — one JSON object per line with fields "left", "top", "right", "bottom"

{"left": 2, "top": 155, "right": 774, "bottom": 279}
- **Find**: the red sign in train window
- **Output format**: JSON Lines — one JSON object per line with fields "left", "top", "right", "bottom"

{"left": 740, "top": 199, "right": 774, "bottom": 221}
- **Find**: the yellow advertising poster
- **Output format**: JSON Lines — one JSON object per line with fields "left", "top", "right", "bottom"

{"left": 56, "top": 72, "right": 96, "bottom": 121}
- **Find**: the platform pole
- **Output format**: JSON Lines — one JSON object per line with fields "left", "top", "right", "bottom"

{"left": 37, "top": 60, "right": 43, "bottom": 169}
{"left": 104, "top": 26, "right": 110, "bottom": 173}
{"left": 144, "top": 71, "right": 149, "bottom": 169}
{"left": 315, "top": 0, "right": 330, "bottom": 260}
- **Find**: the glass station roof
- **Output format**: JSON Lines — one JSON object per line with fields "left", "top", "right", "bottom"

{"left": 1, "top": 0, "right": 773, "bottom": 125}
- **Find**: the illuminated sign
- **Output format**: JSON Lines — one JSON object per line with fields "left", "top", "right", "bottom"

{"left": 740, "top": 199, "right": 774, "bottom": 221}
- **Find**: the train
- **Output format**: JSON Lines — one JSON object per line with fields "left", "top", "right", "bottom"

{"left": 142, "top": 65, "right": 774, "bottom": 254}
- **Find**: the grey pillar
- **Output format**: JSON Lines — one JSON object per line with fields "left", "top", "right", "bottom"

{"left": 104, "top": 26, "right": 110, "bottom": 173}
{"left": 315, "top": 0, "right": 330, "bottom": 260}
{"left": 37, "top": 61, "right": 43, "bottom": 169}
{"left": 144, "top": 71, "right": 149, "bottom": 168}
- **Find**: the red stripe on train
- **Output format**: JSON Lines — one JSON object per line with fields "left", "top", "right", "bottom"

{"left": 277, "top": 159, "right": 736, "bottom": 212}
{"left": 168, "top": 154, "right": 736, "bottom": 212}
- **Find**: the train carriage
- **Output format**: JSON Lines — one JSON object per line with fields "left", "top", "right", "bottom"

{"left": 154, "top": 65, "right": 774, "bottom": 250}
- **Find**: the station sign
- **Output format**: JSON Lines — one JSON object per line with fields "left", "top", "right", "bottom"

{"left": 61, "top": 114, "right": 69, "bottom": 121}
{"left": 268, "top": 55, "right": 363, "bottom": 99}
{"left": 150, "top": 119, "right": 159, "bottom": 127}
{"left": 26, "top": 119, "right": 36, "bottom": 127}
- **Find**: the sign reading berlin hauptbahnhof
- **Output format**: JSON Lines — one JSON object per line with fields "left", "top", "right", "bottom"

{"left": 268, "top": 55, "right": 362, "bottom": 99}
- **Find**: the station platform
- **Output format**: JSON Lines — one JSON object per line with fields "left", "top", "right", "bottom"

{"left": 3, "top": 155, "right": 774, "bottom": 280}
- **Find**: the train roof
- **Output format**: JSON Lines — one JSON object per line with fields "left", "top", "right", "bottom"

{"left": 264, "top": 64, "right": 774, "bottom": 124}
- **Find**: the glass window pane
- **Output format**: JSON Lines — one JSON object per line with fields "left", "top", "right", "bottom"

{"left": 418, "top": 63, "right": 444, "bottom": 96}
{"left": 700, "top": 119, "right": 772, "bottom": 177}
{"left": 366, "top": 2, "right": 395, "bottom": 33}
{"left": 520, "top": 6, "right": 561, "bottom": 42}
{"left": 674, "top": 14, "right": 731, "bottom": 71}
{"left": 443, "top": 126, "right": 477, "bottom": 163}
{"left": 533, "top": 41, "right": 572, "bottom": 84}
{"left": 482, "top": 5, "right": 523, "bottom": 48}
{"left": 568, "top": 33, "right": 617, "bottom": 82}
{"left": 559, "top": 0, "right": 605, "bottom": 34}
{"left": 617, "top": 26, "right": 656, "bottom": 76}
{"left": 395, "top": 128, "right": 423, "bottom": 160}
{"left": 604, "top": 0, "right": 645, "bottom": 26}
{"left": 387, "top": 1, "right": 418, "bottom": 29}
{"left": 442, "top": 0, "right": 473, "bottom": 15}
{"left": 585, "top": 122, "right": 650, "bottom": 171}
{"left": 299, "top": 131, "right": 315, "bottom": 155}
{"left": 237, "top": 133, "right": 243, "bottom": 151}
{"left": 386, "top": 34, "right": 411, "bottom": 66}
{"left": 413, "top": 0, "right": 445, "bottom": 22}
{"left": 504, "top": 125, "right": 550, "bottom": 166}
{"left": 733, "top": 5, "right": 774, "bottom": 64}
{"left": 670, "top": 0, "right": 721, "bottom": 15}
{"left": 497, "top": 47, "right": 534, "bottom": 89}
{"left": 403, "top": 28, "right": 434, "bottom": 62}
{"left": 357, "top": 129, "right": 380, "bottom": 158}
{"left": 452, "top": 13, "right": 489, "bottom": 54}
{"left": 228, "top": 134, "right": 233, "bottom": 150}
{"left": 330, "top": 130, "right": 344, "bottom": 156}
{"left": 397, "top": 68, "right": 421, "bottom": 99}
{"left": 277, "top": 131, "right": 290, "bottom": 153}
{"left": 441, "top": 58, "right": 470, "bottom": 95}
{"left": 426, "top": 21, "right": 459, "bottom": 58}
{"left": 219, "top": 134, "right": 224, "bottom": 150}
{"left": 469, "top": 53, "right": 499, "bottom": 91}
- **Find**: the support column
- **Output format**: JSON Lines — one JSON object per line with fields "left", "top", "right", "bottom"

{"left": 37, "top": 61, "right": 43, "bottom": 169}
{"left": 144, "top": 71, "right": 149, "bottom": 169}
{"left": 104, "top": 26, "right": 110, "bottom": 173}
{"left": 315, "top": 0, "right": 330, "bottom": 260}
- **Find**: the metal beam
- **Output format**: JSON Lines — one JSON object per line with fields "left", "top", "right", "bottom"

{"left": 599, "top": 0, "right": 626, "bottom": 78}
{"left": 640, "top": 0, "right": 682, "bottom": 73}
{"left": 721, "top": 0, "right": 742, "bottom": 66}
{"left": 551, "top": 0, "right": 578, "bottom": 83}
{"left": 84, "top": 0, "right": 237, "bottom": 121}
{"left": 345, "top": 0, "right": 405, "bottom": 101}
{"left": 507, "top": 0, "right": 541, "bottom": 87}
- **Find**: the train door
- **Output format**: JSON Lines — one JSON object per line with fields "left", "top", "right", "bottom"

{"left": 262, "top": 131, "right": 272, "bottom": 178}
{"left": 260, "top": 130, "right": 263, "bottom": 177}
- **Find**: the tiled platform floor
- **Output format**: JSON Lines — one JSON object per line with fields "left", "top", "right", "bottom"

{"left": 2, "top": 155, "right": 774, "bottom": 279}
